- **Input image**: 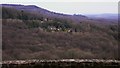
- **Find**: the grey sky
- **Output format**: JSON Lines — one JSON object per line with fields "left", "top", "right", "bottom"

{"left": 0, "top": 0, "right": 119, "bottom": 14}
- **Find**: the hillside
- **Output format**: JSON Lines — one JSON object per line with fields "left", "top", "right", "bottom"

{"left": 1, "top": 4, "right": 119, "bottom": 60}
{"left": 1, "top": 4, "right": 88, "bottom": 22}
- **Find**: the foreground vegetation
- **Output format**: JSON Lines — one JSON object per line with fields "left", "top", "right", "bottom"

{"left": 2, "top": 59, "right": 120, "bottom": 68}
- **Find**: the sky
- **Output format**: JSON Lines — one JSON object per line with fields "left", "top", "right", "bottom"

{"left": 0, "top": 0, "right": 119, "bottom": 14}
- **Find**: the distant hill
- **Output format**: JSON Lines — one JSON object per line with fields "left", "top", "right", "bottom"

{"left": 86, "top": 14, "right": 118, "bottom": 20}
